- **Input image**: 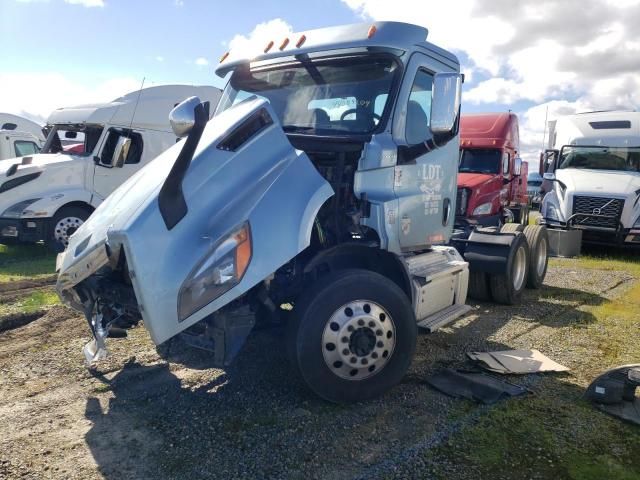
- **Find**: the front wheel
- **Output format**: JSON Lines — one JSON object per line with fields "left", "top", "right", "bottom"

{"left": 48, "top": 205, "right": 91, "bottom": 252}
{"left": 287, "top": 269, "right": 417, "bottom": 403}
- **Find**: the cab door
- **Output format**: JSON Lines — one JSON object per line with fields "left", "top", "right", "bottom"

{"left": 92, "top": 128, "right": 145, "bottom": 200}
{"left": 392, "top": 53, "right": 459, "bottom": 250}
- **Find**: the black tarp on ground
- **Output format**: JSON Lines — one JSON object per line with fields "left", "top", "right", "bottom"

{"left": 426, "top": 368, "right": 529, "bottom": 405}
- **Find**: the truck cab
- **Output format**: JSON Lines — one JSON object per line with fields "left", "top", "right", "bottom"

{"left": 541, "top": 111, "right": 640, "bottom": 246}
{"left": 56, "top": 22, "right": 548, "bottom": 403}
{"left": 0, "top": 85, "right": 221, "bottom": 250}
{"left": 0, "top": 129, "right": 42, "bottom": 160}
{"left": 457, "top": 113, "right": 528, "bottom": 226}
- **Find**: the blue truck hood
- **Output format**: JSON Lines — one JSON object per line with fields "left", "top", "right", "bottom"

{"left": 57, "top": 98, "right": 333, "bottom": 344}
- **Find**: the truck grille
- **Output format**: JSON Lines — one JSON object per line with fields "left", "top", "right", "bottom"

{"left": 456, "top": 188, "right": 469, "bottom": 216}
{"left": 572, "top": 196, "right": 624, "bottom": 229}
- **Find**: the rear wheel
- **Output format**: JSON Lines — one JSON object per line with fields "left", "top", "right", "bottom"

{"left": 523, "top": 225, "right": 549, "bottom": 289}
{"left": 489, "top": 233, "right": 530, "bottom": 305}
{"left": 48, "top": 205, "right": 91, "bottom": 252}
{"left": 287, "top": 269, "right": 416, "bottom": 403}
{"left": 501, "top": 223, "right": 524, "bottom": 234}
{"left": 468, "top": 271, "right": 491, "bottom": 301}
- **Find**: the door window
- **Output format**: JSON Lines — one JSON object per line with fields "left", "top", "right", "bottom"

{"left": 502, "top": 152, "right": 510, "bottom": 175}
{"left": 405, "top": 70, "right": 434, "bottom": 145}
{"left": 100, "top": 129, "right": 143, "bottom": 166}
{"left": 14, "top": 141, "right": 40, "bottom": 157}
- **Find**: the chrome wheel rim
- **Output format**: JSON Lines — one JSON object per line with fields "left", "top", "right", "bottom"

{"left": 513, "top": 245, "right": 527, "bottom": 291}
{"left": 321, "top": 300, "right": 396, "bottom": 381}
{"left": 537, "top": 237, "right": 548, "bottom": 276}
{"left": 54, "top": 216, "right": 84, "bottom": 247}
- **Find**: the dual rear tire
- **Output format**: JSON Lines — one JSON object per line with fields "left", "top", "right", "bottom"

{"left": 467, "top": 224, "right": 549, "bottom": 304}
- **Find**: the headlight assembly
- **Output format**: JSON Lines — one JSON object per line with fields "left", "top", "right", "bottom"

{"left": 473, "top": 202, "right": 493, "bottom": 216}
{"left": 2, "top": 198, "right": 41, "bottom": 218}
{"left": 178, "top": 223, "right": 252, "bottom": 321}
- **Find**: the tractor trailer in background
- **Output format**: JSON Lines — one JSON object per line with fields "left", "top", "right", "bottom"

{"left": 0, "top": 85, "right": 221, "bottom": 250}
{"left": 457, "top": 112, "right": 529, "bottom": 227}
{"left": 56, "top": 22, "right": 549, "bottom": 403}
{"left": 0, "top": 113, "right": 46, "bottom": 160}
{"left": 540, "top": 111, "right": 640, "bottom": 247}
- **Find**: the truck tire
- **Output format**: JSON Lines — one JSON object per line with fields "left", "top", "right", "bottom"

{"left": 287, "top": 269, "right": 416, "bottom": 403}
{"left": 468, "top": 271, "right": 491, "bottom": 301}
{"left": 489, "top": 233, "right": 530, "bottom": 305}
{"left": 48, "top": 205, "right": 91, "bottom": 252}
{"left": 523, "top": 225, "right": 549, "bottom": 289}
{"left": 501, "top": 223, "right": 524, "bottom": 233}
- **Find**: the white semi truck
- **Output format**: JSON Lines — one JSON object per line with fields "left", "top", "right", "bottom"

{"left": 541, "top": 111, "right": 640, "bottom": 246}
{"left": 0, "top": 85, "right": 221, "bottom": 250}
{"left": 0, "top": 113, "right": 46, "bottom": 161}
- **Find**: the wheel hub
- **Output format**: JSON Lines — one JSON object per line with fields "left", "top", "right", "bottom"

{"left": 322, "top": 300, "right": 396, "bottom": 381}
{"left": 54, "top": 216, "right": 84, "bottom": 247}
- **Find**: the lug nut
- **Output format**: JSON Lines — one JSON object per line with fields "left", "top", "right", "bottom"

{"left": 377, "top": 341, "right": 383, "bottom": 348}
{"left": 342, "top": 349, "right": 350, "bottom": 355}
{"left": 350, "top": 357, "right": 357, "bottom": 364}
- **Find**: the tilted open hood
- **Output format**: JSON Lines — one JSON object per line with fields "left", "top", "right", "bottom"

{"left": 57, "top": 98, "right": 333, "bottom": 344}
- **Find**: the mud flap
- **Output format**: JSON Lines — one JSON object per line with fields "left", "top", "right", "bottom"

{"left": 454, "top": 230, "right": 517, "bottom": 274}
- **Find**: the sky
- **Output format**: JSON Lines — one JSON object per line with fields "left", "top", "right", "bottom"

{"left": 2, "top": 0, "right": 639, "bottom": 164}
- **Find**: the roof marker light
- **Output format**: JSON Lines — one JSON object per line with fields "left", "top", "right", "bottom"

{"left": 367, "top": 25, "right": 377, "bottom": 38}
{"left": 296, "top": 34, "right": 306, "bottom": 48}
{"left": 220, "top": 51, "right": 230, "bottom": 63}
{"left": 264, "top": 41, "right": 274, "bottom": 53}
{"left": 279, "top": 37, "right": 290, "bottom": 50}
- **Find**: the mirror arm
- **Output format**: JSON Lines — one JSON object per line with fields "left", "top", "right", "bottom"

{"left": 158, "top": 101, "right": 210, "bottom": 230}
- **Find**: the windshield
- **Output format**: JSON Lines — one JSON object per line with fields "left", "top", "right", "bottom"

{"left": 42, "top": 124, "right": 104, "bottom": 156}
{"left": 459, "top": 148, "right": 501, "bottom": 174}
{"left": 215, "top": 55, "right": 399, "bottom": 135}
{"left": 558, "top": 146, "right": 640, "bottom": 172}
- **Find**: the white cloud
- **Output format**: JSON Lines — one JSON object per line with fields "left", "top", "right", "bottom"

{"left": 155, "top": 56, "right": 164, "bottom": 62}
{"left": 174, "top": 0, "right": 184, "bottom": 6}
{"left": 195, "top": 57, "right": 209, "bottom": 66}
{"left": 64, "top": 0, "right": 104, "bottom": 6}
{"left": 341, "top": 0, "right": 640, "bottom": 164}
{"left": 0, "top": 72, "right": 140, "bottom": 123}
{"left": 227, "top": 18, "right": 294, "bottom": 59}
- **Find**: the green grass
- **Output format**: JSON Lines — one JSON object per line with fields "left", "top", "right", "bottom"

{"left": 0, "top": 289, "right": 60, "bottom": 316}
{"left": 427, "top": 260, "right": 640, "bottom": 480}
{"left": 0, "top": 244, "right": 56, "bottom": 282}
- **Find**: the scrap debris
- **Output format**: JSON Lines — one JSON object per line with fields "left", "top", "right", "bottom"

{"left": 467, "top": 349, "right": 570, "bottom": 374}
{"left": 426, "top": 368, "right": 528, "bottom": 405}
{"left": 585, "top": 364, "right": 640, "bottom": 426}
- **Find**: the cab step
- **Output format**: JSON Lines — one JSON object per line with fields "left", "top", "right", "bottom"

{"left": 417, "top": 304, "right": 472, "bottom": 332}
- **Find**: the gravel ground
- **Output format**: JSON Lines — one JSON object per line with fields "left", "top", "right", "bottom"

{"left": 0, "top": 260, "right": 636, "bottom": 480}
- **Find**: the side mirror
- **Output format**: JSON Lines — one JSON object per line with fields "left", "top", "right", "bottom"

{"left": 514, "top": 157, "right": 523, "bottom": 176}
{"left": 112, "top": 136, "right": 132, "bottom": 168}
{"left": 170, "top": 96, "right": 202, "bottom": 138}
{"left": 430, "top": 73, "right": 462, "bottom": 136}
{"left": 543, "top": 172, "right": 556, "bottom": 181}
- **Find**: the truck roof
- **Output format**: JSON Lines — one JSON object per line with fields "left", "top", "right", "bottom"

{"left": 0, "top": 113, "right": 45, "bottom": 141}
{"left": 551, "top": 111, "right": 640, "bottom": 148}
{"left": 215, "top": 21, "right": 459, "bottom": 78}
{"left": 460, "top": 112, "right": 519, "bottom": 151}
{"left": 46, "top": 85, "right": 221, "bottom": 132}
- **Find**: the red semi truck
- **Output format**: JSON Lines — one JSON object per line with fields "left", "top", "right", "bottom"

{"left": 456, "top": 113, "right": 529, "bottom": 227}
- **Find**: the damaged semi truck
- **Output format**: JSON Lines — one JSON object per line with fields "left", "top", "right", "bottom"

{"left": 56, "top": 22, "right": 549, "bottom": 402}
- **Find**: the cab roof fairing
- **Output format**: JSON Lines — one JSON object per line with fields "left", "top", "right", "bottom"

{"left": 215, "top": 21, "right": 460, "bottom": 78}
{"left": 553, "top": 111, "right": 640, "bottom": 149}
{"left": 45, "top": 85, "right": 221, "bottom": 133}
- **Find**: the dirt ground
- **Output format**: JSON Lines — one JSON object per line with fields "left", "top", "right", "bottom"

{"left": 0, "top": 258, "right": 639, "bottom": 480}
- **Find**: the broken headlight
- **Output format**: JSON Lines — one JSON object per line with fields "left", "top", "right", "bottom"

{"left": 178, "top": 223, "right": 252, "bottom": 321}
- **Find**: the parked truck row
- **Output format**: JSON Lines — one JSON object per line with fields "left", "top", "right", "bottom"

{"left": 0, "top": 85, "right": 221, "bottom": 250}
{"left": 52, "top": 21, "right": 551, "bottom": 403}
